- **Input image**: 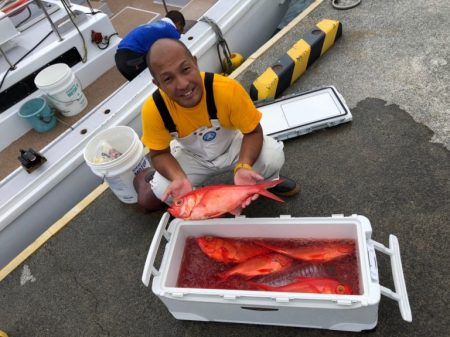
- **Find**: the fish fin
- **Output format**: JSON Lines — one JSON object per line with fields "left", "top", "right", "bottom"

{"left": 257, "top": 190, "right": 284, "bottom": 203}
{"left": 253, "top": 240, "right": 276, "bottom": 250}
{"left": 229, "top": 207, "right": 242, "bottom": 217}
{"left": 216, "top": 271, "right": 230, "bottom": 282}
{"left": 248, "top": 281, "right": 272, "bottom": 291}
{"left": 256, "top": 180, "right": 285, "bottom": 203}
{"left": 257, "top": 178, "right": 285, "bottom": 189}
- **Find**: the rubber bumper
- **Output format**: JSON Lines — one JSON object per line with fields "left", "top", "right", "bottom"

{"left": 250, "top": 19, "right": 342, "bottom": 101}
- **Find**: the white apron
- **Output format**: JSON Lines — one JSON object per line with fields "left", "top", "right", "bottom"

{"left": 170, "top": 119, "right": 238, "bottom": 162}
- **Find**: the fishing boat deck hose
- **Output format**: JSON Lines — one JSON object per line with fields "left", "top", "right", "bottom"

{"left": 199, "top": 16, "right": 234, "bottom": 74}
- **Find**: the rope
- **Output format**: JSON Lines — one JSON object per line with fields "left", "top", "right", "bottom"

{"left": 200, "top": 16, "right": 233, "bottom": 74}
{"left": 331, "top": 0, "right": 361, "bottom": 10}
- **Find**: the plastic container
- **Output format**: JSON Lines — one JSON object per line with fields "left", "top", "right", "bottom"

{"left": 18, "top": 97, "right": 57, "bottom": 133}
{"left": 142, "top": 214, "right": 412, "bottom": 331}
{"left": 34, "top": 63, "right": 88, "bottom": 117}
{"left": 83, "top": 126, "right": 150, "bottom": 203}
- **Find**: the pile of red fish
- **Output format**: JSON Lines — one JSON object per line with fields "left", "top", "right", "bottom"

{"left": 189, "top": 236, "right": 356, "bottom": 295}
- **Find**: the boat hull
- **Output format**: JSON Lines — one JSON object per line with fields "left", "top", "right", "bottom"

{"left": 0, "top": 0, "right": 289, "bottom": 269}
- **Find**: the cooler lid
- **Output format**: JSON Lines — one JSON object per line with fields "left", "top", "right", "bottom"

{"left": 257, "top": 86, "right": 352, "bottom": 141}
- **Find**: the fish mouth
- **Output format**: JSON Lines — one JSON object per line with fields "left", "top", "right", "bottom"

{"left": 167, "top": 207, "right": 176, "bottom": 217}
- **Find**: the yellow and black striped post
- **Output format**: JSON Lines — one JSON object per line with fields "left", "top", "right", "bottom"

{"left": 250, "top": 19, "right": 342, "bottom": 101}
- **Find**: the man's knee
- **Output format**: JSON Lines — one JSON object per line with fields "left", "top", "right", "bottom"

{"left": 255, "top": 137, "right": 285, "bottom": 177}
{"left": 133, "top": 169, "right": 165, "bottom": 212}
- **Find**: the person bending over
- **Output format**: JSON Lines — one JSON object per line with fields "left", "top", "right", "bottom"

{"left": 114, "top": 10, "right": 185, "bottom": 81}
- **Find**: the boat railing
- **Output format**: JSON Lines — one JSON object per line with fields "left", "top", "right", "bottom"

{"left": 0, "top": 0, "right": 68, "bottom": 41}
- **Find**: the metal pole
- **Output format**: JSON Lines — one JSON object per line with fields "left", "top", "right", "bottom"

{"left": 0, "top": 47, "right": 16, "bottom": 69}
{"left": 34, "top": 0, "right": 63, "bottom": 41}
{"left": 162, "top": 0, "right": 168, "bottom": 14}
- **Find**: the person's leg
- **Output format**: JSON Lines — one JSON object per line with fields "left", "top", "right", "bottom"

{"left": 214, "top": 134, "right": 299, "bottom": 196}
{"left": 114, "top": 49, "right": 147, "bottom": 81}
{"left": 215, "top": 133, "right": 285, "bottom": 179}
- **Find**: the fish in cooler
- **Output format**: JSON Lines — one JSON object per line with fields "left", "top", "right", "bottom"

{"left": 255, "top": 240, "right": 354, "bottom": 262}
{"left": 217, "top": 253, "right": 293, "bottom": 281}
{"left": 196, "top": 236, "right": 270, "bottom": 263}
{"left": 250, "top": 277, "right": 353, "bottom": 295}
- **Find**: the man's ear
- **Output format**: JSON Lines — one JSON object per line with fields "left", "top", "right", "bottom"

{"left": 193, "top": 56, "right": 198, "bottom": 67}
{"left": 152, "top": 78, "right": 160, "bottom": 87}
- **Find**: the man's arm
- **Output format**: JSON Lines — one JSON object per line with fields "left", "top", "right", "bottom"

{"left": 234, "top": 124, "right": 264, "bottom": 186}
{"left": 150, "top": 148, "right": 185, "bottom": 180}
{"left": 238, "top": 123, "right": 263, "bottom": 166}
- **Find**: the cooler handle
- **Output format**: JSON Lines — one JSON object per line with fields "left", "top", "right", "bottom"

{"left": 370, "top": 235, "right": 412, "bottom": 322}
{"left": 142, "top": 212, "right": 171, "bottom": 287}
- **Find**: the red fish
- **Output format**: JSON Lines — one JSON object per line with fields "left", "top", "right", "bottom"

{"left": 196, "top": 236, "right": 270, "bottom": 264}
{"left": 218, "top": 253, "right": 292, "bottom": 281}
{"left": 250, "top": 277, "right": 352, "bottom": 295}
{"left": 168, "top": 179, "right": 284, "bottom": 220}
{"left": 255, "top": 241, "right": 354, "bottom": 263}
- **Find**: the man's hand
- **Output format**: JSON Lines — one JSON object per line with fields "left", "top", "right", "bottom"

{"left": 234, "top": 168, "right": 263, "bottom": 208}
{"left": 234, "top": 168, "right": 263, "bottom": 186}
{"left": 161, "top": 177, "right": 192, "bottom": 202}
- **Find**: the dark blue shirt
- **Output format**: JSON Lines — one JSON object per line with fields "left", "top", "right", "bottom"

{"left": 117, "top": 19, "right": 181, "bottom": 54}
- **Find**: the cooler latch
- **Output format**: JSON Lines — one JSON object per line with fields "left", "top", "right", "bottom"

{"left": 275, "top": 297, "right": 290, "bottom": 303}
{"left": 335, "top": 299, "right": 354, "bottom": 306}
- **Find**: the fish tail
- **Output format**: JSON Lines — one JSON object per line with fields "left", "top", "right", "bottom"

{"left": 257, "top": 179, "right": 285, "bottom": 202}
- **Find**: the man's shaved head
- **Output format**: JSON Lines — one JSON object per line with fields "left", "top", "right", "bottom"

{"left": 147, "top": 38, "right": 194, "bottom": 78}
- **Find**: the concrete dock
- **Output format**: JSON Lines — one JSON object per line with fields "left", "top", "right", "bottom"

{"left": 1, "top": 1, "right": 449, "bottom": 336}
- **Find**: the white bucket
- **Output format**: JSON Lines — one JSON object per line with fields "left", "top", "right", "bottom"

{"left": 34, "top": 63, "right": 88, "bottom": 117}
{"left": 83, "top": 126, "right": 151, "bottom": 203}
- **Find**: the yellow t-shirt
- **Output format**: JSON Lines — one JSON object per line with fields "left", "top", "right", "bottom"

{"left": 141, "top": 72, "right": 262, "bottom": 150}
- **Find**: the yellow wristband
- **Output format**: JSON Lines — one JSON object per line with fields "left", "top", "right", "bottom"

{"left": 234, "top": 163, "right": 252, "bottom": 175}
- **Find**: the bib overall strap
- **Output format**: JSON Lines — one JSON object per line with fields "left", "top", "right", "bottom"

{"left": 152, "top": 72, "right": 217, "bottom": 133}
{"left": 152, "top": 90, "right": 176, "bottom": 133}
{"left": 204, "top": 72, "right": 217, "bottom": 119}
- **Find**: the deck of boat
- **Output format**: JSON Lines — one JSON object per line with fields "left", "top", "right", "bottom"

{"left": 0, "top": 0, "right": 216, "bottom": 181}
{"left": 1, "top": 1, "right": 450, "bottom": 336}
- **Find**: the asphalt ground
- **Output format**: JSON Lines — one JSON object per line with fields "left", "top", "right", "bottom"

{"left": 1, "top": 1, "right": 449, "bottom": 336}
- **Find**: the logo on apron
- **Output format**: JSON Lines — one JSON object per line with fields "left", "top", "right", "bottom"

{"left": 202, "top": 131, "right": 217, "bottom": 141}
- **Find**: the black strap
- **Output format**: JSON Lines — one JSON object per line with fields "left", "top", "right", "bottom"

{"left": 152, "top": 90, "right": 176, "bottom": 133}
{"left": 152, "top": 72, "right": 217, "bottom": 133}
{"left": 204, "top": 72, "right": 217, "bottom": 119}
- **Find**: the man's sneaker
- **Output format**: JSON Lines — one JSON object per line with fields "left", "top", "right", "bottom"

{"left": 269, "top": 176, "right": 300, "bottom": 197}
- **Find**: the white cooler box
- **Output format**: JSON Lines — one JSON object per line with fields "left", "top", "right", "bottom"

{"left": 142, "top": 214, "right": 412, "bottom": 332}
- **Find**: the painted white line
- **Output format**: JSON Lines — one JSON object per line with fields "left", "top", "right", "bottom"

{"left": 111, "top": 6, "right": 158, "bottom": 20}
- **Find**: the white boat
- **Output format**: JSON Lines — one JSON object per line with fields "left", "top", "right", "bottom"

{"left": 0, "top": 0, "right": 290, "bottom": 269}
{"left": 0, "top": 0, "right": 120, "bottom": 149}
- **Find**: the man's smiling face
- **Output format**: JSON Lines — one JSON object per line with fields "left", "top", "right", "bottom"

{"left": 149, "top": 39, "right": 203, "bottom": 108}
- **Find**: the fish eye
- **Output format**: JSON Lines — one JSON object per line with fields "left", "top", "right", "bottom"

{"left": 336, "top": 285, "right": 345, "bottom": 294}
{"left": 175, "top": 199, "right": 183, "bottom": 206}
